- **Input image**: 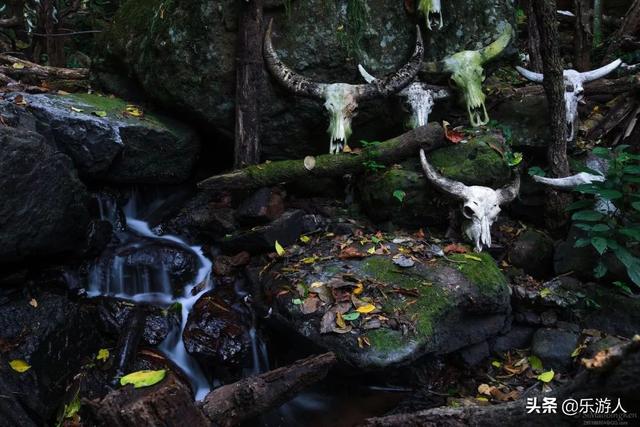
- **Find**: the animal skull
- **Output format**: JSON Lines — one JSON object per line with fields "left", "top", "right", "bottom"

{"left": 264, "top": 19, "right": 424, "bottom": 154}
{"left": 358, "top": 64, "right": 450, "bottom": 128}
{"left": 420, "top": 149, "right": 520, "bottom": 251}
{"left": 418, "top": 0, "right": 443, "bottom": 30}
{"left": 425, "top": 23, "right": 514, "bottom": 127}
{"left": 516, "top": 59, "right": 622, "bottom": 141}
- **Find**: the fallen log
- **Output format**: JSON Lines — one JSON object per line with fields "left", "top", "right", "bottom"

{"left": 362, "top": 336, "right": 640, "bottom": 427}
{"left": 0, "top": 54, "right": 88, "bottom": 82}
{"left": 199, "top": 352, "right": 337, "bottom": 426}
{"left": 198, "top": 124, "right": 445, "bottom": 192}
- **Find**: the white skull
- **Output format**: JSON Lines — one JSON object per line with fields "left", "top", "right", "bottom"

{"left": 419, "top": 0, "right": 443, "bottom": 30}
{"left": 516, "top": 59, "right": 622, "bottom": 141}
{"left": 420, "top": 149, "right": 520, "bottom": 252}
{"left": 323, "top": 84, "right": 358, "bottom": 154}
{"left": 358, "top": 65, "right": 450, "bottom": 129}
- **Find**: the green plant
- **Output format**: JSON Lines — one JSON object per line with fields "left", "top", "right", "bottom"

{"left": 393, "top": 190, "right": 406, "bottom": 203}
{"left": 568, "top": 146, "right": 640, "bottom": 286}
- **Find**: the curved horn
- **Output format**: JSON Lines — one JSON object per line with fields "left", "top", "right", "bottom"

{"left": 515, "top": 66, "right": 544, "bottom": 82}
{"left": 580, "top": 59, "right": 622, "bottom": 82}
{"left": 358, "top": 64, "right": 377, "bottom": 84}
{"left": 496, "top": 174, "right": 520, "bottom": 204}
{"left": 479, "top": 23, "right": 514, "bottom": 63}
{"left": 357, "top": 26, "right": 425, "bottom": 100}
{"left": 263, "top": 19, "right": 326, "bottom": 99}
{"left": 420, "top": 149, "right": 469, "bottom": 198}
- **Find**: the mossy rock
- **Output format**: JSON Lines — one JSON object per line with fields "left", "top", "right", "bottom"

{"left": 357, "top": 132, "right": 512, "bottom": 228}
{"left": 256, "top": 233, "right": 510, "bottom": 369}
{"left": 5, "top": 93, "right": 199, "bottom": 184}
{"left": 100, "top": 0, "right": 515, "bottom": 160}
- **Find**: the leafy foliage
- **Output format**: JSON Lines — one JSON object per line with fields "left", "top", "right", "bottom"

{"left": 568, "top": 146, "right": 640, "bottom": 286}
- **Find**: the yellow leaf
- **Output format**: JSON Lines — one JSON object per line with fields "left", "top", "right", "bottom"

{"left": 92, "top": 110, "right": 107, "bottom": 118}
{"left": 9, "top": 359, "right": 31, "bottom": 373}
{"left": 537, "top": 370, "right": 554, "bottom": 383}
{"left": 96, "top": 348, "right": 110, "bottom": 362}
{"left": 367, "top": 247, "right": 376, "bottom": 255}
{"left": 539, "top": 288, "right": 552, "bottom": 298}
{"left": 571, "top": 344, "right": 586, "bottom": 358}
{"left": 70, "top": 106, "right": 84, "bottom": 113}
{"left": 12, "top": 62, "right": 25, "bottom": 69}
{"left": 463, "top": 254, "right": 483, "bottom": 262}
{"left": 300, "top": 235, "right": 311, "bottom": 244}
{"left": 491, "top": 360, "right": 502, "bottom": 368}
{"left": 120, "top": 369, "right": 166, "bottom": 388}
{"left": 275, "top": 240, "right": 285, "bottom": 257}
{"left": 124, "top": 105, "right": 144, "bottom": 117}
{"left": 353, "top": 283, "right": 364, "bottom": 295}
{"left": 356, "top": 303, "right": 376, "bottom": 314}
{"left": 336, "top": 312, "right": 346, "bottom": 329}
{"left": 29, "top": 298, "right": 37, "bottom": 308}
{"left": 301, "top": 256, "right": 317, "bottom": 264}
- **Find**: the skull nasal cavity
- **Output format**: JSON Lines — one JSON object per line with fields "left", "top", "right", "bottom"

{"left": 463, "top": 205, "right": 475, "bottom": 219}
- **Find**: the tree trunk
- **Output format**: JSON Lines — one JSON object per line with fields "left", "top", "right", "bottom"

{"left": 602, "top": 0, "right": 640, "bottom": 64}
{"left": 526, "top": 1, "right": 543, "bottom": 72}
{"left": 593, "top": 0, "right": 603, "bottom": 47}
{"left": 574, "top": 0, "right": 592, "bottom": 71}
{"left": 234, "top": 0, "right": 264, "bottom": 169}
{"left": 532, "top": 0, "right": 572, "bottom": 230}
{"left": 199, "top": 124, "right": 445, "bottom": 192}
{"left": 199, "top": 352, "right": 337, "bottom": 426}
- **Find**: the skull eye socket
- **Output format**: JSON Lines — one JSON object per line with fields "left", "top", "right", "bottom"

{"left": 463, "top": 205, "right": 475, "bottom": 219}
{"left": 565, "top": 84, "right": 575, "bottom": 92}
{"left": 448, "top": 77, "right": 458, "bottom": 88}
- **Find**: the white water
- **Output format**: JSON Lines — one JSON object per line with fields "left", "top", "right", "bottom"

{"left": 89, "top": 193, "right": 214, "bottom": 400}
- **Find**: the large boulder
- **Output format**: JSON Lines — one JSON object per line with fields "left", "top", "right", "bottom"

{"left": 1, "top": 93, "right": 199, "bottom": 183}
{"left": 101, "top": 0, "right": 515, "bottom": 159}
{"left": 254, "top": 232, "right": 511, "bottom": 369}
{"left": 357, "top": 132, "right": 512, "bottom": 228}
{"left": 0, "top": 126, "right": 92, "bottom": 264}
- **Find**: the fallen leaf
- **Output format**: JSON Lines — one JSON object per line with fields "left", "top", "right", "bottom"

{"left": 300, "top": 235, "right": 311, "bottom": 244}
{"left": 339, "top": 247, "right": 366, "bottom": 259}
{"left": 92, "top": 110, "right": 107, "bottom": 118}
{"left": 537, "top": 370, "right": 554, "bottom": 383}
{"left": 12, "top": 62, "right": 25, "bottom": 69}
{"left": 356, "top": 303, "right": 376, "bottom": 314}
{"left": 9, "top": 359, "right": 31, "bottom": 373}
{"left": 528, "top": 355, "right": 543, "bottom": 371}
{"left": 14, "top": 95, "right": 27, "bottom": 106}
{"left": 443, "top": 120, "right": 465, "bottom": 144}
{"left": 96, "top": 348, "right": 110, "bottom": 362}
{"left": 571, "top": 344, "right": 586, "bottom": 358}
{"left": 444, "top": 243, "right": 469, "bottom": 254}
{"left": 28, "top": 299, "right": 37, "bottom": 308}
{"left": 463, "top": 254, "right": 482, "bottom": 261}
{"left": 120, "top": 369, "right": 166, "bottom": 388}
{"left": 393, "top": 254, "right": 415, "bottom": 268}
{"left": 478, "top": 383, "right": 494, "bottom": 396}
{"left": 353, "top": 283, "right": 364, "bottom": 295}
{"left": 336, "top": 312, "right": 347, "bottom": 329}
{"left": 301, "top": 295, "right": 321, "bottom": 314}
{"left": 491, "top": 360, "right": 502, "bottom": 368}
{"left": 320, "top": 311, "right": 336, "bottom": 334}
{"left": 539, "top": 288, "right": 552, "bottom": 298}
{"left": 301, "top": 256, "right": 318, "bottom": 264}
{"left": 303, "top": 156, "right": 316, "bottom": 170}
{"left": 275, "top": 240, "right": 285, "bottom": 257}
{"left": 342, "top": 312, "right": 361, "bottom": 321}
{"left": 291, "top": 298, "right": 303, "bottom": 305}
{"left": 366, "top": 247, "right": 376, "bottom": 255}
{"left": 124, "top": 105, "right": 144, "bottom": 118}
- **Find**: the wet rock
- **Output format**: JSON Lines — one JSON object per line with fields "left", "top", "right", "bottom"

{"left": 357, "top": 133, "right": 512, "bottom": 228}
{"left": 220, "top": 210, "right": 305, "bottom": 254}
{"left": 489, "top": 325, "right": 536, "bottom": 355}
{"left": 508, "top": 229, "right": 554, "bottom": 278}
{"left": 213, "top": 252, "right": 251, "bottom": 277}
{"left": 90, "top": 232, "right": 200, "bottom": 296}
{"left": 101, "top": 0, "right": 515, "bottom": 159}
{"left": 457, "top": 341, "right": 490, "bottom": 366}
{"left": 492, "top": 95, "right": 550, "bottom": 149}
{"left": 236, "top": 187, "right": 284, "bottom": 226}
{"left": 0, "top": 126, "right": 92, "bottom": 265}
{"left": 92, "top": 297, "right": 181, "bottom": 346}
{"left": 255, "top": 233, "right": 511, "bottom": 369}
{"left": 182, "top": 291, "right": 251, "bottom": 368}
{"left": 163, "top": 193, "right": 238, "bottom": 241}
{"left": 531, "top": 328, "right": 579, "bottom": 372}
{"left": 1, "top": 93, "right": 199, "bottom": 183}
{"left": 0, "top": 289, "right": 101, "bottom": 422}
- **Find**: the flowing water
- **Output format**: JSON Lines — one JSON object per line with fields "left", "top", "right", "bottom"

{"left": 88, "top": 190, "right": 214, "bottom": 400}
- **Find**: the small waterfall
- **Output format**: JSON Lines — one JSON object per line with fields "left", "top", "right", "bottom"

{"left": 89, "top": 190, "right": 214, "bottom": 400}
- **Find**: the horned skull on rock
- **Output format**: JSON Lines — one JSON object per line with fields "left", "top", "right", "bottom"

{"left": 358, "top": 65, "right": 450, "bottom": 129}
{"left": 516, "top": 59, "right": 622, "bottom": 141}
{"left": 264, "top": 19, "right": 424, "bottom": 154}
{"left": 420, "top": 149, "right": 520, "bottom": 252}
{"left": 418, "top": 0, "right": 443, "bottom": 30}
{"left": 425, "top": 23, "right": 514, "bottom": 127}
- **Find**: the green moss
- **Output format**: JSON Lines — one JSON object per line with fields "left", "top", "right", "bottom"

{"left": 64, "top": 93, "right": 190, "bottom": 137}
{"left": 430, "top": 135, "right": 510, "bottom": 187}
{"left": 361, "top": 256, "right": 452, "bottom": 340}
{"left": 447, "top": 252, "right": 508, "bottom": 296}
{"left": 366, "top": 328, "right": 405, "bottom": 354}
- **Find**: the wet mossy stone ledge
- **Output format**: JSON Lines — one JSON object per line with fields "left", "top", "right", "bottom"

{"left": 0, "top": 92, "right": 199, "bottom": 184}
{"left": 357, "top": 131, "right": 512, "bottom": 228}
{"left": 255, "top": 232, "right": 511, "bottom": 369}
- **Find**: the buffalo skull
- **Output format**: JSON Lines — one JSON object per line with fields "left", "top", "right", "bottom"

{"left": 358, "top": 65, "right": 451, "bottom": 129}
{"left": 420, "top": 149, "right": 520, "bottom": 252}
{"left": 516, "top": 59, "right": 622, "bottom": 141}
{"left": 418, "top": 0, "right": 443, "bottom": 30}
{"left": 423, "top": 23, "right": 514, "bottom": 127}
{"left": 264, "top": 19, "right": 424, "bottom": 154}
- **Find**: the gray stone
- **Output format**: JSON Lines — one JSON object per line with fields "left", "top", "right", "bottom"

{"left": 490, "top": 325, "right": 536, "bottom": 355}
{"left": 508, "top": 229, "right": 554, "bottom": 278}
{"left": 532, "top": 328, "right": 579, "bottom": 372}
{"left": 0, "top": 127, "right": 92, "bottom": 264}
{"left": 458, "top": 341, "right": 491, "bottom": 366}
